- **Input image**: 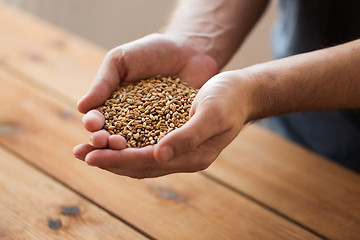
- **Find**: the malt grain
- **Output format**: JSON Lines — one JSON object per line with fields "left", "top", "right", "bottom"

{"left": 101, "top": 75, "right": 198, "bottom": 148}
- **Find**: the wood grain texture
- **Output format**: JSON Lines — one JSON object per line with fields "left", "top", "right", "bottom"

{"left": 0, "top": 146, "right": 147, "bottom": 240}
{"left": 1, "top": 2, "right": 359, "bottom": 240}
{"left": 206, "top": 126, "right": 360, "bottom": 240}
{"left": 0, "top": 67, "right": 319, "bottom": 239}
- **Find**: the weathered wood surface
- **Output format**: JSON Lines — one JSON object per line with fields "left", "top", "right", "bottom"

{"left": 1, "top": 2, "right": 360, "bottom": 240}
{"left": 0, "top": 146, "right": 148, "bottom": 240}
{"left": 207, "top": 126, "right": 360, "bottom": 240}
{"left": 0, "top": 67, "right": 319, "bottom": 240}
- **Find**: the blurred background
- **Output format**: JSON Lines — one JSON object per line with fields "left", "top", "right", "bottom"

{"left": 0, "top": 0, "right": 277, "bottom": 71}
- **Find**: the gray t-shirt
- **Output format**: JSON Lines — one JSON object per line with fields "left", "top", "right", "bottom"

{"left": 268, "top": 0, "right": 360, "bottom": 172}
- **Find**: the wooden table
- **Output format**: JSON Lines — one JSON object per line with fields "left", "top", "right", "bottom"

{"left": 1, "top": 3, "right": 359, "bottom": 240}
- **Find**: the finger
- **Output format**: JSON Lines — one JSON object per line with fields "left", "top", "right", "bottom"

{"left": 85, "top": 145, "right": 155, "bottom": 169}
{"left": 77, "top": 50, "right": 124, "bottom": 114}
{"left": 157, "top": 128, "right": 238, "bottom": 173}
{"left": 73, "top": 143, "right": 97, "bottom": 161}
{"left": 86, "top": 146, "right": 185, "bottom": 178}
{"left": 82, "top": 109, "right": 105, "bottom": 132}
{"left": 97, "top": 134, "right": 227, "bottom": 178}
{"left": 108, "top": 135, "right": 127, "bottom": 150}
{"left": 153, "top": 109, "right": 222, "bottom": 163}
{"left": 90, "top": 130, "right": 110, "bottom": 148}
{"left": 99, "top": 135, "right": 227, "bottom": 179}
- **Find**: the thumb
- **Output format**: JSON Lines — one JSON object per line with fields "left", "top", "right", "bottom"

{"left": 77, "top": 51, "right": 124, "bottom": 114}
{"left": 153, "top": 109, "right": 220, "bottom": 163}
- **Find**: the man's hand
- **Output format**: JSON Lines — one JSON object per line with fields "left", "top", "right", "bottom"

{"left": 73, "top": 33, "right": 220, "bottom": 177}
{"left": 77, "top": 33, "right": 218, "bottom": 114}
{"left": 73, "top": 71, "right": 250, "bottom": 178}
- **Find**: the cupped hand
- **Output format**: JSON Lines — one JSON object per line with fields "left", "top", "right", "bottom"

{"left": 74, "top": 33, "right": 218, "bottom": 166}
{"left": 77, "top": 33, "right": 218, "bottom": 114}
{"left": 74, "top": 70, "right": 252, "bottom": 178}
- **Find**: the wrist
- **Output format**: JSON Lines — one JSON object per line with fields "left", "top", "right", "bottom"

{"left": 233, "top": 66, "right": 278, "bottom": 123}
{"left": 212, "top": 70, "right": 257, "bottom": 124}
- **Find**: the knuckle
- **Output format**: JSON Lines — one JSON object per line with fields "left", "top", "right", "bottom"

{"left": 180, "top": 131, "right": 199, "bottom": 152}
{"left": 196, "top": 160, "right": 211, "bottom": 172}
{"left": 191, "top": 147, "right": 219, "bottom": 172}
{"left": 106, "top": 47, "right": 121, "bottom": 59}
{"left": 184, "top": 149, "right": 211, "bottom": 172}
{"left": 105, "top": 47, "right": 126, "bottom": 69}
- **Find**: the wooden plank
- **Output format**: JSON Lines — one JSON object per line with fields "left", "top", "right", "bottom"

{"left": 0, "top": 3, "right": 103, "bottom": 103}
{"left": 0, "top": 67, "right": 320, "bottom": 239}
{"left": 206, "top": 126, "right": 360, "bottom": 240}
{"left": 0, "top": 146, "right": 147, "bottom": 240}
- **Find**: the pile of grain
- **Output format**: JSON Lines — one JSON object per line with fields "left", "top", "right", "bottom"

{"left": 101, "top": 75, "right": 198, "bottom": 148}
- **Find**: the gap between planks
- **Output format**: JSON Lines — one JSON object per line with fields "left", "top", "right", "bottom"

{"left": 200, "top": 172, "right": 329, "bottom": 240}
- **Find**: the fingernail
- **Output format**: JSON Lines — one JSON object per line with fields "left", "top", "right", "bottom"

{"left": 158, "top": 146, "right": 174, "bottom": 163}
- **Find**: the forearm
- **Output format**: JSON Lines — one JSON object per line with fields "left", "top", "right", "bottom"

{"left": 243, "top": 39, "right": 360, "bottom": 121}
{"left": 164, "top": 0, "right": 269, "bottom": 69}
